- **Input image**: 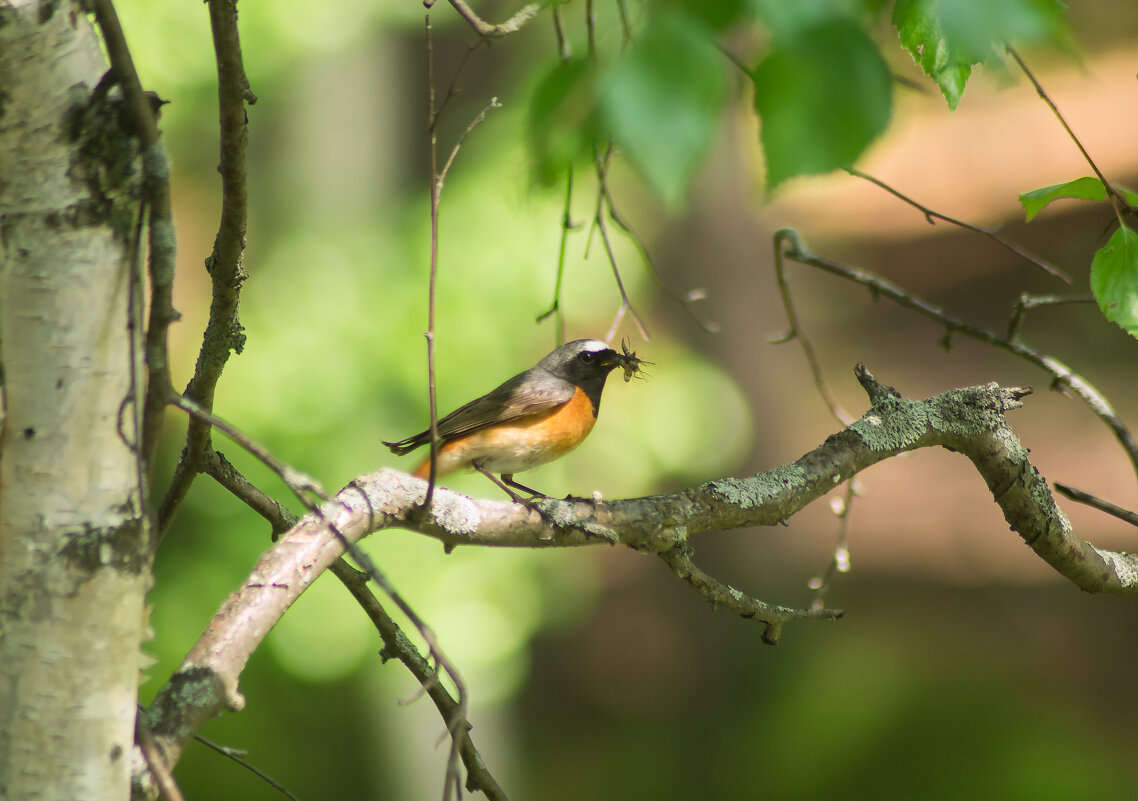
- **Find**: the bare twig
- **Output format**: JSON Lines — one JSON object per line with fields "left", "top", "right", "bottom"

{"left": 1006, "top": 46, "right": 1128, "bottom": 222}
{"left": 592, "top": 145, "right": 650, "bottom": 341}
{"left": 205, "top": 457, "right": 505, "bottom": 799}
{"left": 774, "top": 228, "right": 1138, "bottom": 479}
{"left": 169, "top": 394, "right": 326, "bottom": 509}
{"left": 616, "top": 0, "right": 632, "bottom": 47}
{"left": 327, "top": 527, "right": 473, "bottom": 801}
{"left": 157, "top": 0, "right": 256, "bottom": 538}
{"left": 135, "top": 712, "right": 185, "bottom": 801}
{"left": 659, "top": 545, "right": 842, "bottom": 645}
{"left": 194, "top": 735, "right": 303, "bottom": 801}
{"left": 536, "top": 169, "right": 576, "bottom": 345}
{"left": 585, "top": 0, "right": 597, "bottom": 55}
{"left": 90, "top": 0, "right": 179, "bottom": 482}
{"left": 847, "top": 168, "right": 1070, "bottom": 282}
{"left": 1054, "top": 483, "right": 1138, "bottom": 529}
{"left": 551, "top": 2, "right": 571, "bottom": 61}
{"left": 1007, "top": 293, "right": 1095, "bottom": 339}
{"left": 330, "top": 564, "right": 508, "bottom": 800}
{"left": 771, "top": 232, "right": 852, "bottom": 426}
{"left": 600, "top": 179, "right": 721, "bottom": 334}
{"left": 809, "top": 481, "right": 858, "bottom": 610}
{"left": 425, "top": 16, "right": 444, "bottom": 514}
{"left": 438, "top": 96, "right": 502, "bottom": 188}
{"left": 442, "top": 0, "right": 541, "bottom": 38}
{"left": 423, "top": 19, "right": 500, "bottom": 514}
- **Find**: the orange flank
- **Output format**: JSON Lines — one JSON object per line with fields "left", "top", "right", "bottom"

{"left": 413, "top": 387, "right": 597, "bottom": 478}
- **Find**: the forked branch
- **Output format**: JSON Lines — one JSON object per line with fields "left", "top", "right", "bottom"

{"left": 140, "top": 366, "right": 1138, "bottom": 796}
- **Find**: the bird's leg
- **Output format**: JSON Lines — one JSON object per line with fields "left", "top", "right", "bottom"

{"left": 473, "top": 465, "right": 540, "bottom": 508}
{"left": 501, "top": 474, "right": 548, "bottom": 499}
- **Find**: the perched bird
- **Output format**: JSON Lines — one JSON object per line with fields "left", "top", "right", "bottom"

{"left": 383, "top": 339, "right": 645, "bottom": 503}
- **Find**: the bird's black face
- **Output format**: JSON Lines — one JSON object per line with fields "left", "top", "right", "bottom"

{"left": 540, "top": 339, "right": 622, "bottom": 385}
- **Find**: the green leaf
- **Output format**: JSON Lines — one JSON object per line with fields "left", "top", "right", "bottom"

{"left": 527, "top": 58, "right": 602, "bottom": 186}
{"left": 600, "top": 11, "right": 727, "bottom": 208}
{"left": 1090, "top": 225, "right": 1138, "bottom": 339}
{"left": 1019, "top": 176, "right": 1106, "bottom": 221}
{"left": 1018, "top": 178, "right": 1138, "bottom": 221}
{"left": 752, "top": 20, "right": 892, "bottom": 189}
{"left": 892, "top": 0, "right": 1068, "bottom": 110}
{"left": 893, "top": 0, "right": 973, "bottom": 110}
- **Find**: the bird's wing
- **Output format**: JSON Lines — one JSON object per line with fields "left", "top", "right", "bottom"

{"left": 433, "top": 369, "right": 576, "bottom": 440}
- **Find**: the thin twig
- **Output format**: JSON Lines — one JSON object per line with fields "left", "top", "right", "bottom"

{"left": 593, "top": 145, "right": 650, "bottom": 341}
{"left": 536, "top": 168, "right": 576, "bottom": 345}
{"left": 600, "top": 179, "right": 721, "bottom": 333}
{"left": 809, "top": 481, "right": 857, "bottom": 610}
{"left": 443, "top": 0, "right": 541, "bottom": 38}
{"left": 157, "top": 0, "right": 255, "bottom": 538}
{"left": 90, "top": 0, "right": 178, "bottom": 484}
{"left": 1006, "top": 46, "right": 1128, "bottom": 222}
{"left": 774, "top": 228, "right": 1138, "bottom": 479}
{"left": 423, "top": 21, "right": 500, "bottom": 514}
{"left": 169, "top": 394, "right": 326, "bottom": 510}
{"left": 438, "top": 97, "right": 502, "bottom": 187}
{"left": 1054, "top": 483, "right": 1138, "bottom": 529}
{"left": 551, "top": 2, "right": 570, "bottom": 61}
{"left": 169, "top": 394, "right": 484, "bottom": 799}
{"left": 430, "top": 40, "right": 483, "bottom": 130}
{"left": 658, "top": 545, "right": 844, "bottom": 646}
{"left": 332, "top": 560, "right": 508, "bottom": 799}
{"left": 136, "top": 712, "right": 186, "bottom": 801}
{"left": 585, "top": 0, "right": 597, "bottom": 56}
{"left": 425, "top": 16, "right": 442, "bottom": 513}
{"left": 329, "top": 526, "right": 473, "bottom": 801}
{"left": 194, "top": 735, "right": 303, "bottom": 801}
{"left": 1007, "top": 293, "right": 1095, "bottom": 340}
{"left": 204, "top": 458, "right": 507, "bottom": 799}
{"left": 615, "top": 0, "right": 632, "bottom": 47}
{"left": 847, "top": 168, "right": 1070, "bottom": 282}
{"left": 771, "top": 233, "right": 852, "bottom": 426}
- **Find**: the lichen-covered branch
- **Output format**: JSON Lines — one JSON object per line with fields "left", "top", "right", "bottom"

{"left": 139, "top": 368, "right": 1138, "bottom": 789}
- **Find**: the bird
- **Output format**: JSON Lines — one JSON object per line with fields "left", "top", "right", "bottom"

{"left": 383, "top": 339, "right": 645, "bottom": 503}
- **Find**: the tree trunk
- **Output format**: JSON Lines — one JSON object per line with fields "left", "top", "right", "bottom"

{"left": 0, "top": 3, "right": 149, "bottom": 800}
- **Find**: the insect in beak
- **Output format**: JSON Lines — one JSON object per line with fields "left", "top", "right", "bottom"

{"left": 617, "top": 337, "right": 651, "bottom": 382}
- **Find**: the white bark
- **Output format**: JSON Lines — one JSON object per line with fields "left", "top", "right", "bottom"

{"left": 0, "top": 3, "right": 148, "bottom": 800}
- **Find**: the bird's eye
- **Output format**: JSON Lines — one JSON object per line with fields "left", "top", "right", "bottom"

{"left": 579, "top": 351, "right": 596, "bottom": 364}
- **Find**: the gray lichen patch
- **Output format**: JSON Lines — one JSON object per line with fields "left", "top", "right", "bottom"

{"left": 850, "top": 396, "right": 928, "bottom": 450}
{"left": 926, "top": 385, "right": 1005, "bottom": 438}
{"left": 708, "top": 462, "right": 808, "bottom": 510}
{"left": 58, "top": 518, "right": 148, "bottom": 576}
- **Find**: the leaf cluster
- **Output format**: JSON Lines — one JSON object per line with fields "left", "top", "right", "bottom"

{"left": 528, "top": 0, "right": 1069, "bottom": 203}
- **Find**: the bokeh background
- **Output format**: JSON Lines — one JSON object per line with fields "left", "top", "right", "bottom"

{"left": 121, "top": 1, "right": 1138, "bottom": 797}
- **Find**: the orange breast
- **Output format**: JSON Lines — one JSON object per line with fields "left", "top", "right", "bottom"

{"left": 413, "top": 387, "right": 597, "bottom": 478}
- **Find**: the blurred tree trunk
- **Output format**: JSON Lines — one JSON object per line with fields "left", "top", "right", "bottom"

{"left": 0, "top": 3, "right": 149, "bottom": 800}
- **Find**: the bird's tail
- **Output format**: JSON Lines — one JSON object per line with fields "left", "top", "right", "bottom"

{"left": 381, "top": 432, "right": 427, "bottom": 456}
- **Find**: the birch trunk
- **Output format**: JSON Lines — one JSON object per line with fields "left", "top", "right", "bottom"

{"left": 0, "top": 3, "right": 150, "bottom": 800}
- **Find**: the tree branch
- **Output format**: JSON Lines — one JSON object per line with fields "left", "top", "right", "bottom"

{"left": 140, "top": 367, "right": 1138, "bottom": 782}
{"left": 157, "top": 0, "right": 256, "bottom": 538}
{"left": 775, "top": 229, "right": 1138, "bottom": 480}
{"left": 439, "top": 0, "right": 541, "bottom": 38}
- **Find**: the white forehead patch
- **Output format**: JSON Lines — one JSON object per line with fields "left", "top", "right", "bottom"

{"left": 578, "top": 339, "right": 609, "bottom": 353}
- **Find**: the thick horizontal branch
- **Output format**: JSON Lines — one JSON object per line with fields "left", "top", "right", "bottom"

{"left": 141, "top": 369, "right": 1138, "bottom": 783}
